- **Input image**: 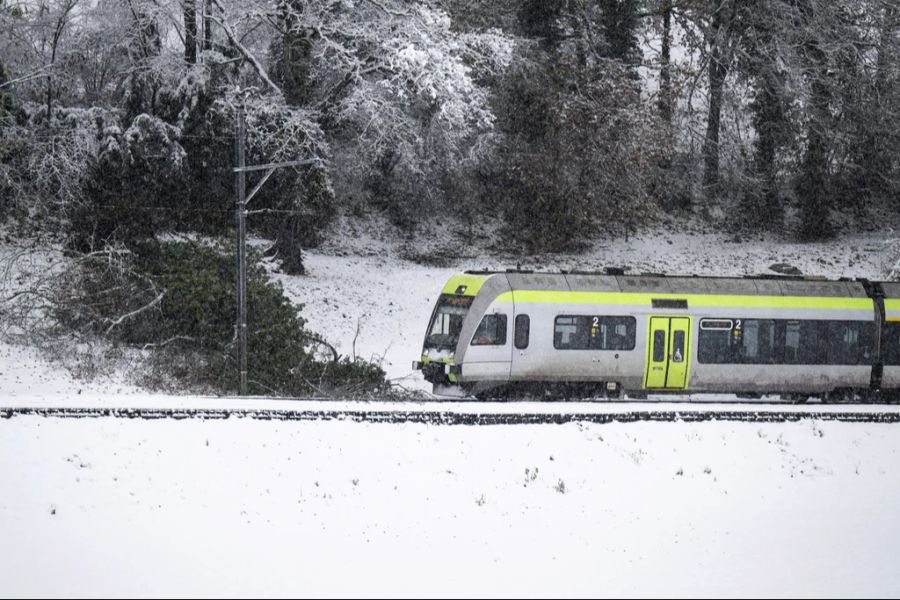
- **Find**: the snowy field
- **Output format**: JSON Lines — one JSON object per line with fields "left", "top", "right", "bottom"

{"left": 2, "top": 416, "right": 900, "bottom": 597}
{"left": 3, "top": 224, "right": 900, "bottom": 597}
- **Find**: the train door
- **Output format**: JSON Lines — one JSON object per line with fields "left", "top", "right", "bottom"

{"left": 462, "top": 309, "right": 513, "bottom": 381}
{"left": 644, "top": 316, "right": 691, "bottom": 389}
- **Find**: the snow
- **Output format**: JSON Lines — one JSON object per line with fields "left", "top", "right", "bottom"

{"left": 2, "top": 416, "right": 900, "bottom": 597}
{"left": 0, "top": 342, "right": 144, "bottom": 400}
{"left": 4, "top": 221, "right": 900, "bottom": 596}
{"left": 274, "top": 252, "right": 455, "bottom": 393}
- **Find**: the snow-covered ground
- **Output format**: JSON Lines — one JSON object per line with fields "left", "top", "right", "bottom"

{"left": 2, "top": 415, "right": 900, "bottom": 597}
{"left": 4, "top": 221, "right": 900, "bottom": 596}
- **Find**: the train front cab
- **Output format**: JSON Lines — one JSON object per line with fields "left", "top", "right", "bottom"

{"left": 416, "top": 273, "right": 509, "bottom": 393}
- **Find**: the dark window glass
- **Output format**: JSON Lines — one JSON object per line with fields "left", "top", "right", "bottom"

{"left": 471, "top": 314, "right": 507, "bottom": 346}
{"left": 554, "top": 316, "right": 636, "bottom": 350}
{"left": 653, "top": 330, "right": 666, "bottom": 362}
{"left": 672, "top": 330, "right": 685, "bottom": 363}
{"left": 885, "top": 323, "right": 900, "bottom": 366}
{"left": 425, "top": 294, "right": 474, "bottom": 351}
{"left": 515, "top": 314, "right": 530, "bottom": 349}
{"left": 825, "top": 321, "right": 873, "bottom": 365}
{"left": 741, "top": 319, "right": 777, "bottom": 364}
{"left": 699, "top": 318, "right": 874, "bottom": 365}
{"left": 784, "top": 320, "right": 825, "bottom": 365}
{"left": 697, "top": 326, "right": 730, "bottom": 364}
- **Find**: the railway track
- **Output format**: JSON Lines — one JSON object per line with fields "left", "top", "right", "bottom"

{"left": 4, "top": 403, "right": 900, "bottom": 425}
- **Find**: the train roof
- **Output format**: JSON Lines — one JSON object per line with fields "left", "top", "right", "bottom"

{"left": 460, "top": 270, "right": 900, "bottom": 299}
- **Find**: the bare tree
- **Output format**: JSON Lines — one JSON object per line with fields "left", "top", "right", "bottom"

{"left": 702, "top": 0, "right": 739, "bottom": 197}
{"left": 183, "top": 0, "right": 197, "bottom": 64}
{"left": 658, "top": 0, "right": 674, "bottom": 124}
{"left": 44, "top": 0, "right": 80, "bottom": 120}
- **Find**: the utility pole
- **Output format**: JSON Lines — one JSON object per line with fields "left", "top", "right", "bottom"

{"left": 235, "top": 108, "right": 248, "bottom": 395}
{"left": 233, "top": 107, "right": 317, "bottom": 396}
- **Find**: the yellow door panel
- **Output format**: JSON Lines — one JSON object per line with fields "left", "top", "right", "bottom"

{"left": 665, "top": 317, "right": 690, "bottom": 388}
{"left": 645, "top": 317, "right": 670, "bottom": 388}
{"left": 644, "top": 316, "right": 691, "bottom": 390}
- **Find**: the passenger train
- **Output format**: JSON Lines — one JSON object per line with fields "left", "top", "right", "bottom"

{"left": 413, "top": 270, "right": 900, "bottom": 400}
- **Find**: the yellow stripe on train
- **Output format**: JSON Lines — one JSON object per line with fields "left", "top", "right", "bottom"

{"left": 498, "top": 290, "right": 873, "bottom": 310}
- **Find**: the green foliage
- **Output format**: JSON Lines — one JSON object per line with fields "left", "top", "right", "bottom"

{"left": 172, "top": 80, "right": 336, "bottom": 265}
{"left": 54, "top": 241, "right": 386, "bottom": 396}
{"left": 485, "top": 45, "right": 655, "bottom": 253}
{"left": 597, "top": 0, "right": 641, "bottom": 68}
{"left": 70, "top": 114, "right": 187, "bottom": 251}
{"left": 517, "top": 0, "right": 565, "bottom": 47}
{"left": 166, "top": 70, "right": 234, "bottom": 235}
{"left": 146, "top": 242, "right": 383, "bottom": 394}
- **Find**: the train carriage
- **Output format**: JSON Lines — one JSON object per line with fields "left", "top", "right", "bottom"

{"left": 415, "top": 270, "right": 900, "bottom": 400}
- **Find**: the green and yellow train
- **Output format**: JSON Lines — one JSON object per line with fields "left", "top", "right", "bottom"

{"left": 414, "top": 270, "right": 900, "bottom": 399}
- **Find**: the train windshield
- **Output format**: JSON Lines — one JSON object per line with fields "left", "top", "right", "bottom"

{"left": 425, "top": 294, "right": 474, "bottom": 351}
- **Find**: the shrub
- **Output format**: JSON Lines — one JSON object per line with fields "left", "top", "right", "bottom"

{"left": 52, "top": 240, "right": 385, "bottom": 395}
{"left": 69, "top": 113, "right": 187, "bottom": 252}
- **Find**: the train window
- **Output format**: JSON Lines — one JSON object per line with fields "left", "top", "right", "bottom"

{"left": 697, "top": 327, "right": 729, "bottom": 363}
{"left": 554, "top": 316, "right": 636, "bottom": 350}
{"left": 741, "top": 320, "right": 777, "bottom": 363}
{"left": 652, "top": 330, "right": 666, "bottom": 362}
{"left": 672, "top": 330, "right": 685, "bottom": 362}
{"left": 698, "top": 319, "right": 777, "bottom": 364}
{"left": 885, "top": 323, "right": 900, "bottom": 366}
{"left": 700, "top": 318, "right": 875, "bottom": 365}
{"left": 783, "top": 320, "right": 823, "bottom": 364}
{"left": 554, "top": 317, "right": 581, "bottom": 348}
{"left": 515, "top": 314, "right": 530, "bottom": 350}
{"left": 824, "top": 321, "right": 873, "bottom": 365}
{"left": 425, "top": 294, "right": 474, "bottom": 350}
{"left": 471, "top": 314, "right": 507, "bottom": 346}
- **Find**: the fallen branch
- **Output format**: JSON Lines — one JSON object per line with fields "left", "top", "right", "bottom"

{"left": 141, "top": 335, "right": 196, "bottom": 351}
{"left": 104, "top": 290, "right": 165, "bottom": 335}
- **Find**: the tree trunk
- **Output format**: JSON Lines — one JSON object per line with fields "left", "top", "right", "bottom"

{"left": 658, "top": 0, "right": 673, "bottom": 124}
{"left": 46, "top": 41, "right": 59, "bottom": 121}
{"left": 863, "top": 2, "right": 898, "bottom": 199}
{"left": 875, "top": 3, "right": 897, "bottom": 95}
{"left": 279, "top": 0, "right": 313, "bottom": 106}
{"left": 203, "top": 0, "right": 213, "bottom": 51}
{"left": 797, "top": 21, "right": 832, "bottom": 240}
{"left": 753, "top": 77, "right": 782, "bottom": 225}
{"left": 0, "top": 55, "right": 13, "bottom": 120}
{"left": 702, "top": 0, "right": 733, "bottom": 196}
{"left": 184, "top": 0, "right": 197, "bottom": 64}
